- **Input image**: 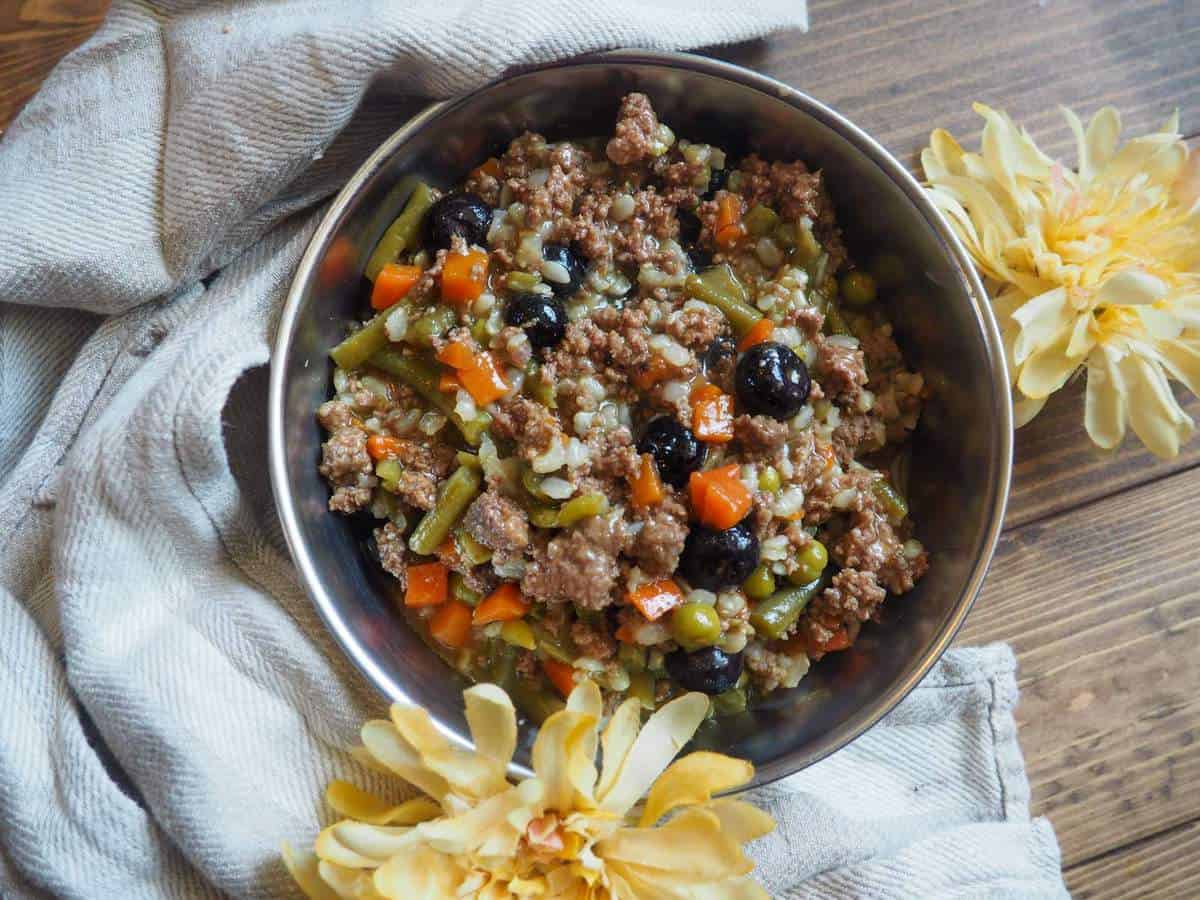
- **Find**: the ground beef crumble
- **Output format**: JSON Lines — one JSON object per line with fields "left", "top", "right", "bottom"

{"left": 629, "top": 495, "right": 690, "bottom": 575}
{"left": 521, "top": 515, "right": 630, "bottom": 609}
{"left": 606, "top": 92, "right": 660, "bottom": 167}
{"left": 463, "top": 490, "right": 530, "bottom": 560}
{"left": 319, "top": 426, "right": 375, "bottom": 513}
{"left": 815, "top": 338, "right": 868, "bottom": 401}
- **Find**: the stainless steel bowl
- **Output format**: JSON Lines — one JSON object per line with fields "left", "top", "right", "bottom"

{"left": 269, "top": 51, "right": 1011, "bottom": 787}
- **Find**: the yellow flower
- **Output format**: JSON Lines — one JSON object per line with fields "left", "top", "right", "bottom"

{"left": 283, "top": 681, "right": 774, "bottom": 899}
{"left": 923, "top": 103, "right": 1200, "bottom": 456}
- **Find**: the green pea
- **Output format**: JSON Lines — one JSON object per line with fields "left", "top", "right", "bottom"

{"left": 743, "top": 565, "right": 776, "bottom": 601}
{"left": 618, "top": 642, "right": 647, "bottom": 673}
{"left": 840, "top": 271, "right": 878, "bottom": 306}
{"left": 793, "top": 223, "right": 822, "bottom": 266}
{"left": 791, "top": 539, "right": 828, "bottom": 585}
{"left": 499, "top": 619, "right": 537, "bottom": 650}
{"left": 450, "top": 572, "right": 481, "bottom": 607}
{"left": 671, "top": 603, "right": 722, "bottom": 649}
{"left": 743, "top": 204, "right": 780, "bottom": 238}
{"left": 757, "top": 466, "right": 782, "bottom": 493}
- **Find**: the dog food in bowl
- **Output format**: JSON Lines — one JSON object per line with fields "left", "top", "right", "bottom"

{"left": 316, "top": 93, "right": 929, "bottom": 719}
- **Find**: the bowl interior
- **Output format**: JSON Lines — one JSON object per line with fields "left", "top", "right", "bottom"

{"left": 272, "top": 55, "right": 1009, "bottom": 786}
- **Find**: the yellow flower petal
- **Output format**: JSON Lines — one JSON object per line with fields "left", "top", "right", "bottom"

{"left": 315, "top": 821, "right": 420, "bottom": 869}
{"left": 700, "top": 798, "right": 777, "bottom": 845}
{"left": 1085, "top": 345, "right": 1127, "bottom": 450}
{"left": 391, "top": 704, "right": 508, "bottom": 799}
{"left": 638, "top": 752, "right": 754, "bottom": 827}
{"left": 1160, "top": 338, "right": 1200, "bottom": 396}
{"left": 1010, "top": 287, "right": 1072, "bottom": 364}
{"left": 598, "top": 693, "right": 709, "bottom": 817}
{"left": 598, "top": 807, "right": 753, "bottom": 880}
{"left": 325, "top": 782, "right": 441, "bottom": 826}
{"left": 1013, "top": 393, "right": 1047, "bottom": 428}
{"left": 533, "top": 710, "right": 598, "bottom": 813}
{"left": 596, "top": 698, "right": 642, "bottom": 801}
{"left": 1017, "top": 334, "right": 1082, "bottom": 400}
{"left": 417, "top": 784, "right": 528, "bottom": 857}
{"left": 282, "top": 844, "right": 342, "bottom": 900}
{"left": 317, "top": 860, "right": 383, "bottom": 899}
{"left": 1095, "top": 270, "right": 1168, "bottom": 306}
{"left": 464, "top": 683, "right": 519, "bottom": 769}
{"left": 1123, "top": 353, "right": 1194, "bottom": 458}
{"left": 372, "top": 845, "right": 466, "bottom": 900}
{"left": 360, "top": 720, "right": 450, "bottom": 803}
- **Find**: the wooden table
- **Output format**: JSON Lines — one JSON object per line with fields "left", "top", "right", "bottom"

{"left": 5, "top": 1, "right": 1198, "bottom": 895}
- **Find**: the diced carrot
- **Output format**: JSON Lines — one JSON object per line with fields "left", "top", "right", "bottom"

{"left": 626, "top": 579, "right": 684, "bottom": 622}
{"left": 631, "top": 356, "right": 675, "bottom": 390}
{"left": 429, "top": 600, "right": 473, "bottom": 648}
{"left": 436, "top": 340, "right": 476, "bottom": 370}
{"left": 543, "top": 659, "right": 577, "bottom": 698}
{"left": 438, "top": 372, "right": 461, "bottom": 392}
{"left": 614, "top": 622, "right": 636, "bottom": 643}
{"left": 628, "top": 454, "right": 665, "bottom": 508}
{"left": 820, "top": 629, "right": 851, "bottom": 653}
{"left": 690, "top": 385, "right": 734, "bottom": 444}
{"left": 472, "top": 157, "right": 502, "bottom": 179}
{"left": 737, "top": 317, "right": 775, "bottom": 351}
{"left": 473, "top": 583, "right": 529, "bottom": 625}
{"left": 366, "top": 434, "right": 404, "bottom": 461}
{"left": 441, "top": 249, "right": 489, "bottom": 305}
{"left": 688, "top": 464, "right": 752, "bottom": 529}
{"left": 370, "top": 263, "right": 422, "bottom": 310}
{"left": 456, "top": 352, "right": 509, "bottom": 406}
{"left": 405, "top": 562, "right": 449, "bottom": 608}
{"left": 714, "top": 193, "right": 745, "bottom": 249}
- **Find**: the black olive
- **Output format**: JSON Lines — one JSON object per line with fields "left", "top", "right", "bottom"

{"left": 505, "top": 292, "right": 567, "bottom": 350}
{"left": 541, "top": 243, "right": 586, "bottom": 298}
{"left": 636, "top": 417, "right": 706, "bottom": 488}
{"left": 665, "top": 646, "right": 744, "bottom": 694}
{"left": 686, "top": 246, "right": 713, "bottom": 272}
{"left": 425, "top": 192, "right": 492, "bottom": 250}
{"left": 677, "top": 522, "right": 759, "bottom": 591}
{"left": 677, "top": 208, "right": 701, "bottom": 245}
{"left": 702, "top": 165, "right": 729, "bottom": 201}
{"left": 735, "top": 341, "right": 811, "bottom": 420}
{"left": 701, "top": 336, "right": 736, "bottom": 377}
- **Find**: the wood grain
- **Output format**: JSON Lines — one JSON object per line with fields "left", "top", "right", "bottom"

{"left": 1067, "top": 821, "right": 1200, "bottom": 898}
{"left": 0, "top": 0, "right": 108, "bottom": 132}
{"left": 958, "top": 466, "right": 1200, "bottom": 867}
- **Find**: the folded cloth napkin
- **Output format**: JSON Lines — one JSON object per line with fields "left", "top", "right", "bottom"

{"left": 0, "top": 1, "right": 1067, "bottom": 896}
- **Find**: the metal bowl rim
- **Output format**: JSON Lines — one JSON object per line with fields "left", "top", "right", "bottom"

{"left": 268, "top": 49, "right": 1013, "bottom": 787}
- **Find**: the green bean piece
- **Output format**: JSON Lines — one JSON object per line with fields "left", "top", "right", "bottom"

{"left": 408, "top": 465, "right": 483, "bottom": 555}
{"left": 456, "top": 450, "right": 482, "bottom": 470}
{"left": 511, "top": 682, "right": 565, "bottom": 724}
{"left": 454, "top": 527, "right": 493, "bottom": 565}
{"left": 374, "top": 458, "right": 402, "bottom": 488}
{"left": 409, "top": 305, "right": 458, "bottom": 349}
{"left": 872, "top": 479, "right": 909, "bottom": 524}
{"left": 450, "top": 572, "right": 481, "bottom": 607}
{"left": 750, "top": 578, "right": 824, "bottom": 640}
{"left": 487, "top": 640, "right": 518, "bottom": 692}
{"left": 499, "top": 619, "right": 537, "bottom": 651}
{"left": 841, "top": 271, "right": 878, "bottom": 306}
{"left": 685, "top": 265, "right": 762, "bottom": 336}
{"left": 368, "top": 349, "right": 489, "bottom": 445}
{"left": 824, "top": 303, "right": 852, "bottom": 336}
{"left": 555, "top": 493, "right": 609, "bottom": 528}
{"left": 532, "top": 624, "right": 575, "bottom": 664}
{"left": 618, "top": 642, "right": 647, "bottom": 673}
{"left": 330, "top": 306, "right": 396, "bottom": 370}
{"left": 364, "top": 182, "right": 435, "bottom": 281}
{"left": 743, "top": 564, "right": 776, "bottom": 601}
{"left": 743, "top": 204, "right": 780, "bottom": 239}
{"left": 794, "top": 222, "right": 823, "bottom": 266}
{"left": 470, "top": 319, "right": 491, "bottom": 345}
{"left": 525, "top": 361, "right": 558, "bottom": 409}
{"left": 505, "top": 271, "right": 542, "bottom": 292}
{"left": 711, "top": 687, "right": 748, "bottom": 716}
{"left": 758, "top": 466, "right": 782, "bottom": 494}
{"left": 628, "top": 671, "right": 657, "bottom": 711}
{"left": 773, "top": 221, "right": 797, "bottom": 250}
{"left": 790, "top": 539, "right": 828, "bottom": 585}
{"left": 671, "top": 603, "right": 722, "bottom": 649}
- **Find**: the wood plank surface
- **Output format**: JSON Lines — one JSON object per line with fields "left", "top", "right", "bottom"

{"left": 1067, "top": 821, "right": 1200, "bottom": 899}
{"left": 5, "top": 0, "right": 1200, "bottom": 894}
{"left": 958, "top": 466, "right": 1200, "bottom": 867}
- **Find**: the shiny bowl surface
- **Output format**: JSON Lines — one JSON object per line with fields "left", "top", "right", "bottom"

{"left": 269, "top": 51, "right": 1011, "bottom": 786}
